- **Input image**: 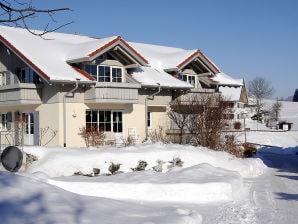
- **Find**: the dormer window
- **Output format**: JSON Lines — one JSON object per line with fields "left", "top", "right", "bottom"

{"left": 85, "top": 64, "right": 123, "bottom": 83}
{"left": 178, "top": 74, "right": 196, "bottom": 87}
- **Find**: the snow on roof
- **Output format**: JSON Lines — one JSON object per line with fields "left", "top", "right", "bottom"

{"left": 129, "top": 42, "right": 198, "bottom": 70}
{"left": 129, "top": 42, "right": 221, "bottom": 74}
{"left": 211, "top": 73, "right": 243, "bottom": 86}
{"left": 131, "top": 66, "right": 193, "bottom": 88}
{"left": 0, "top": 26, "right": 96, "bottom": 82}
{"left": 66, "top": 36, "right": 120, "bottom": 61}
{"left": 0, "top": 26, "right": 147, "bottom": 82}
{"left": 219, "top": 86, "right": 242, "bottom": 101}
{"left": 0, "top": 26, "right": 230, "bottom": 88}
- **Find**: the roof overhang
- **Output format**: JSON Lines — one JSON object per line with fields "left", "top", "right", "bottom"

{"left": 67, "top": 36, "right": 148, "bottom": 66}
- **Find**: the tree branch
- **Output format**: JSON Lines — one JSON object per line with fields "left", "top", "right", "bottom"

{"left": 0, "top": 1, "right": 72, "bottom": 36}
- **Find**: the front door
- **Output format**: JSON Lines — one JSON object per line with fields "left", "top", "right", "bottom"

{"left": 22, "top": 113, "right": 34, "bottom": 145}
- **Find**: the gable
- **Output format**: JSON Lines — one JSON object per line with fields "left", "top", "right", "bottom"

{"left": 67, "top": 36, "right": 148, "bottom": 67}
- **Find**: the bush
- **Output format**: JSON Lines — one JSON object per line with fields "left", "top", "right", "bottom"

{"left": 131, "top": 160, "right": 148, "bottom": 171}
{"left": 167, "top": 157, "right": 184, "bottom": 169}
{"left": 79, "top": 125, "right": 105, "bottom": 147}
{"left": 243, "top": 143, "right": 257, "bottom": 157}
{"left": 233, "top": 122, "right": 241, "bottom": 130}
{"left": 108, "top": 162, "right": 122, "bottom": 175}
{"left": 152, "top": 159, "right": 165, "bottom": 172}
{"left": 221, "top": 134, "right": 243, "bottom": 158}
{"left": 147, "top": 127, "right": 169, "bottom": 144}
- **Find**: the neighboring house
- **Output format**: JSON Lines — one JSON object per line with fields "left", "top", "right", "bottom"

{"left": 210, "top": 73, "right": 248, "bottom": 121}
{"left": 0, "top": 26, "right": 247, "bottom": 147}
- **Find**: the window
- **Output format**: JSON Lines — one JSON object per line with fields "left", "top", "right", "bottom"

{"left": 84, "top": 65, "right": 123, "bottom": 83}
{"left": 0, "top": 72, "right": 7, "bottom": 86}
{"left": 84, "top": 64, "right": 97, "bottom": 80}
{"left": 112, "top": 68, "right": 122, "bottom": 82}
{"left": 86, "top": 110, "right": 123, "bottom": 133}
{"left": 178, "top": 74, "right": 196, "bottom": 86}
{"left": 19, "top": 68, "right": 40, "bottom": 84}
{"left": 0, "top": 113, "right": 7, "bottom": 130}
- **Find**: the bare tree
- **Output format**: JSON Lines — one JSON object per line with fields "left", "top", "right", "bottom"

{"left": 167, "top": 97, "right": 194, "bottom": 144}
{"left": 0, "top": 0, "right": 71, "bottom": 36}
{"left": 188, "top": 94, "right": 229, "bottom": 149}
{"left": 169, "top": 93, "right": 228, "bottom": 149}
{"left": 271, "top": 99, "right": 282, "bottom": 122}
{"left": 248, "top": 77, "right": 274, "bottom": 121}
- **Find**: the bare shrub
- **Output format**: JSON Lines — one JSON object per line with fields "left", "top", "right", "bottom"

{"left": 39, "top": 126, "right": 58, "bottom": 146}
{"left": 79, "top": 125, "right": 105, "bottom": 147}
{"left": 233, "top": 122, "right": 242, "bottom": 130}
{"left": 187, "top": 94, "right": 229, "bottom": 150}
{"left": 148, "top": 126, "right": 169, "bottom": 144}
{"left": 221, "top": 134, "right": 243, "bottom": 158}
{"left": 167, "top": 98, "right": 195, "bottom": 144}
{"left": 243, "top": 143, "right": 257, "bottom": 157}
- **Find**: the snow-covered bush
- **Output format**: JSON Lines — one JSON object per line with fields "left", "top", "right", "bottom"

{"left": 152, "top": 159, "right": 165, "bottom": 172}
{"left": 108, "top": 162, "right": 122, "bottom": 174}
{"left": 131, "top": 160, "right": 148, "bottom": 171}
{"left": 167, "top": 157, "right": 183, "bottom": 169}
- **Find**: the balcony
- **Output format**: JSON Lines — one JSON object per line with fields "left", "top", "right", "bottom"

{"left": 84, "top": 82, "right": 141, "bottom": 104}
{"left": 0, "top": 83, "right": 43, "bottom": 106}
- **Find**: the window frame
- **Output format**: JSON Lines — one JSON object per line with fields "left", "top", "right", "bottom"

{"left": 0, "top": 113, "right": 7, "bottom": 130}
{"left": 86, "top": 110, "right": 123, "bottom": 133}
{"left": 178, "top": 73, "right": 196, "bottom": 87}
{"left": 19, "top": 67, "right": 40, "bottom": 84}
{"left": 0, "top": 72, "right": 7, "bottom": 86}
{"left": 84, "top": 64, "right": 123, "bottom": 83}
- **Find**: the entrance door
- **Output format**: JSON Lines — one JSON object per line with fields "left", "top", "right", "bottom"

{"left": 22, "top": 113, "right": 34, "bottom": 145}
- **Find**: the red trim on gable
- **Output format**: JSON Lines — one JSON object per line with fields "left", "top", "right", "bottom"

{"left": 0, "top": 35, "right": 50, "bottom": 80}
{"left": 88, "top": 36, "right": 148, "bottom": 64}
{"left": 88, "top": 36, "right": 121, "bottom": 58}
{"left": 177, "top": 50, "right": 201, "bottom": 69}
{"left": 119, "top": 39, "right": 148, "bottom": 64}
{"left": 177, "top": 50, "right": 221, "bottom": 74}
{"left": 71, "top": 66, "right": 95, "bottom": 81}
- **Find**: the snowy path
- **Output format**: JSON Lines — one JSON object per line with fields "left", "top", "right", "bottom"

{"left": 187, "top": 151, "right": 298, "bottom": 223}
{"left": 251, "top": 152, "right": 298, "bottom": 223}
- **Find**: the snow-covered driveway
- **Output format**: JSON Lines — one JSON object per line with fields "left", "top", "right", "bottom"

{"left": 200, "top": 150, "right": 298, "bottom": 223}
{"left": 251, "top": 151, "right": 298, "bottom": 223}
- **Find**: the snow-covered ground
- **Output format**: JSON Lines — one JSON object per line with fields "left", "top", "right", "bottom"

{"left": 0, "top": 101, "right": 298, "bottom": 223}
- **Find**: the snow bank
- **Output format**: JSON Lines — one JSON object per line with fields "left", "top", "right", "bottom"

{"left": 1, "top": 172, "right": 203, "bottom": 224}
{"left": 24, "top": 144, "right": 267, "bottom": 178}
{"left": 48, "top": 164, "right": 243, "bottom": 203}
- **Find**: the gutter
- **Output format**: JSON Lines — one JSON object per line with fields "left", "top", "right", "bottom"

{"left": 145, "top": 83, "right": 161, "bottom": 140}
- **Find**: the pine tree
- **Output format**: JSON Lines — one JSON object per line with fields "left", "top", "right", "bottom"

{"left": 293, "top": 89, "right": 298, "bottom": 102}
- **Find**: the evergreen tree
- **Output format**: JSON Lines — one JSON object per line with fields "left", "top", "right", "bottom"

{"left": 293, "top": 89, "right": 298, "bottom": 102}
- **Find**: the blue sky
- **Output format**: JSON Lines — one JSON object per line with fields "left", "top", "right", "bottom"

{"left": 28, "top": 0, "right": 298, "bottom": 98}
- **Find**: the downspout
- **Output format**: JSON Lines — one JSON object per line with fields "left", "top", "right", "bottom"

{"left": 145, "top": 83, "right": 161, "bottom": 140}
{"left": 63, "top": 80, "right": 80, "bottom": 147}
